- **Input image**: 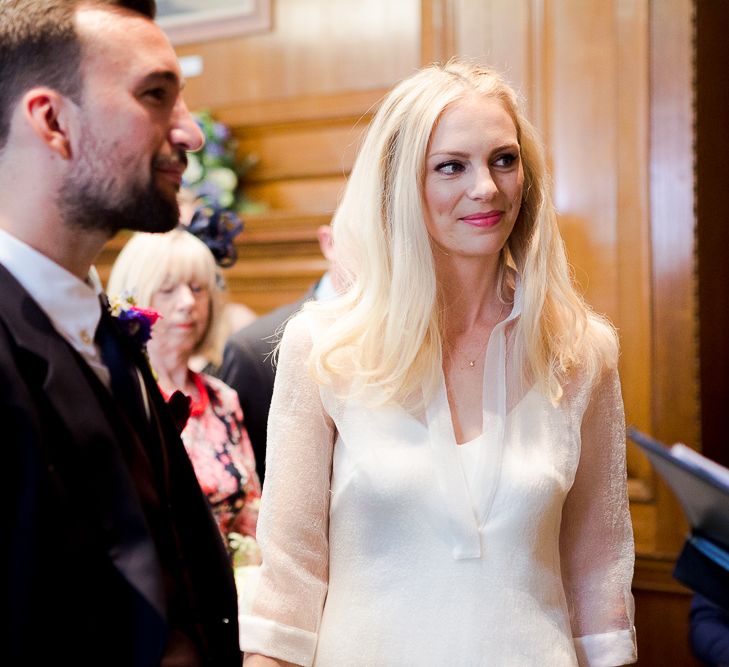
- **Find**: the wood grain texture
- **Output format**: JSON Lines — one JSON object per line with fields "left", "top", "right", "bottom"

{"left": 174, "top": 0, "right": 421, "bottom": 111}
{"left": 633, "top": 555, "right": 700, "bottom": 666}
{"left": 649, "top": 0, "right": 698, "bottom": 555}
{"left": 616, "top": 0, "right": 654, "bottom": 484}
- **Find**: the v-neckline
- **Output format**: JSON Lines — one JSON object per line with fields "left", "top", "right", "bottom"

{"left": 424, "top": 282, "right": 521, "bottom": 560}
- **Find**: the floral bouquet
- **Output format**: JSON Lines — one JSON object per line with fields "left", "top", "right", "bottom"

{"left": 183, "top": 110, "right": 262, "bottom": 215}
{"left": 228, "top": 531, "right": 262, "bottom": 614}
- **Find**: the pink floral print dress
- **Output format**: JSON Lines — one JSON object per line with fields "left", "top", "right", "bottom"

{"left": 168, "top": 372, "right": 261, "bottom": 564}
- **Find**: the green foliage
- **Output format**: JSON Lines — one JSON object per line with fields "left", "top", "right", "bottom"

{"left": 183, "top": 110, "right": 261, "bottom": 213}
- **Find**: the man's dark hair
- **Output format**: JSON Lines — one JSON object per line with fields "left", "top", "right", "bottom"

{"left": 0, "top": 0, "right": 157, "bottom": 151}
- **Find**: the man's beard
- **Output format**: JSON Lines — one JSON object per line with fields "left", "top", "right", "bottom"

{"left": 58, "top": 147, "right": 183, "bottom": 236}
{"left": 59, "top": 176, "right": 180, "bottom": 235}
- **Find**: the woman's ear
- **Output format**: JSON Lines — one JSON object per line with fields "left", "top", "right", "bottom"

{"left": 22, "top": 87, "right": 75, "bottom": 160}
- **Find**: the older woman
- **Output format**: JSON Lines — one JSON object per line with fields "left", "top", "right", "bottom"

{"left": 239, "top": 60, "right": 636, "bottom": 666}
{"left": 108, "top": 228, "right": 261, "bottom": 566}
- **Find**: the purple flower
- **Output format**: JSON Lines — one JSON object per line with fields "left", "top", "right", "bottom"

{"left": 115, "top": 306, "right": 160, "bottom": 346}
{"left": 212, "top": 122, "right": 230, "bottom": 141}
{"left": 205, "top": 143, "right": 225, "bottom": 159}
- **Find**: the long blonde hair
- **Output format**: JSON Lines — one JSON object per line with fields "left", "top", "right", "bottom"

{"left": 107, "top": 229, "right": 227, "bottom": 367}
{"left": 308, "top": 59, "right": 616, "bottom": 405}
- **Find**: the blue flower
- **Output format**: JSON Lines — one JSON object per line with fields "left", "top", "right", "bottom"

{"left": 212, "top": 121, "right": 231, "bottom": 141}
{"left": 108, "top": 295, "right": 161, "bottom": 348}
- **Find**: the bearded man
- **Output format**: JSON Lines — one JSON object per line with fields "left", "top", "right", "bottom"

{"left": 0, "top": 1, "right": 241, "bottom": 664}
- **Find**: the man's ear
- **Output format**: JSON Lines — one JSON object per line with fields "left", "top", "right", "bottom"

{"left": 22, "top": 88, "right": 76, "bottom": 160}
{"left": 317, "top": 224, "right": 335, "bottom": 262}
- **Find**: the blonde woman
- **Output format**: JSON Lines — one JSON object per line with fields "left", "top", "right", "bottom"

{"left": 108, "top": 229, "right": 261, "bottom": 565}
{"left": 240, "top": 60, "right": 636, "bottom": 667}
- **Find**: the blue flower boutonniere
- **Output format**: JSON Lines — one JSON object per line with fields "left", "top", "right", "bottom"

{"left": 107, "top": 294, "right": 190, "bottom": 430}
{"left": 108, "top": 294, "right": 161, "bottom": 349}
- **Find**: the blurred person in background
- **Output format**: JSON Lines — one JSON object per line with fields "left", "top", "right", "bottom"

{"left": 215, "top": 224, "right": 343, "bottom": 483}
{"left": 691, "top": 593, "right": 729, "bottom": 666}
{"left": 177, "top": 187, "right": 257, "bottom": 374}
{"left": 108, "top": 219, "right": 261, "bottom": 572}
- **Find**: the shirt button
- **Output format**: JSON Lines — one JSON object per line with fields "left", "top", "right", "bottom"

{"left": 80, "top": 329, "right": 92, "bottom": 345}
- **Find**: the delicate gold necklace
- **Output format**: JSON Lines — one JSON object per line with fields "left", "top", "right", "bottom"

{"left": 461, "top": 301, "right": 506, "bottom": 368}
{"left": 464, "top": 344, "right": 485, "bottom": 368}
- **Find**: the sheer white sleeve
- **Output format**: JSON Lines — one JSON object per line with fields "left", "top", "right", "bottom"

{"left": 239, "top": 313, "right": 335, "bottom": 666}
{"left": 560, "top": 363, "right": 637, "bottom": 666}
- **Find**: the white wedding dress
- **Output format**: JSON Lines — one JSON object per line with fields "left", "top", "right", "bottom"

{"left": 239, "top": 289, "right": 636, "bottom": 667}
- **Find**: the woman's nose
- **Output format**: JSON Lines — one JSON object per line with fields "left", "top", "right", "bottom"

{"left": 467, "top": 166, "right": 498, "bottom": 201}
{"left": 174, "top": 284, "right": 196, "bottom": 309}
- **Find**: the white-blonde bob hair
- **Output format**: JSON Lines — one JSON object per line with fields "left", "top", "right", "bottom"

{"left": 107, "top": 228, "right": 226, "bottom": 366}
{"left": 308, "top": 58, "right": 617, "bottom": 406}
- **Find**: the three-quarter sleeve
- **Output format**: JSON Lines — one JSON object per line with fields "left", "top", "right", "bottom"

{"left": 239, "top": 313, "right": 336, "bottom": 666}
{"left": 560, "top": 362, "right": 637, "bottom": 666}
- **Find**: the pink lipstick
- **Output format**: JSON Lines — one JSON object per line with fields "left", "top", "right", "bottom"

{"left": 459, "top": 211, "right": 503, "bottom": 228}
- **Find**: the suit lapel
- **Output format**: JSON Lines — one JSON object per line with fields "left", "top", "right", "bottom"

{"left": 0, "top": 265, "right": 166, "bottom": 620}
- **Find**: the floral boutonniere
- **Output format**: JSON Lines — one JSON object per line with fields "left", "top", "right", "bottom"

{"left": 107, "top": 293, "right": 190, "bottom": 431}
{"left": 108, "top": 293, "right": 161, "bottom": 349}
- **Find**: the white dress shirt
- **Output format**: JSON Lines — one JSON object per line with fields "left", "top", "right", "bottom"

{"left": 313, "top": 271, "right": 338, "bottom": 302}
{"left": 0, "top": 228, "right": 111, "bottom": 388}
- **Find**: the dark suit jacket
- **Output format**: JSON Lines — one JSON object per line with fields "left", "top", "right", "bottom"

{"left": 0, "top": 264, "right": 240, "bottom": 666}
{"left": 214, "top": 290, "right": 313, "bottom": 484}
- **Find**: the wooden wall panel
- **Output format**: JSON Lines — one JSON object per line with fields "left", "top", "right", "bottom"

{"left": 544, "top": 0, "right": 620, "bottom": 314}
{"left": 452, "top": 0, "right": 533, "bottom": 106}
{"left": 236, "top": 120, "right": 364, "bottom": 182}
{"left": 540, "top": 0, "right": 655, "bottom": 491}
{"left": 420, "top": 0, "right": 456, "bottom": 65}
{"left": 244, "top": 176, "right": 345, "bottom": 213}
{"left": 216, "top": 88, "right": 389, "bottom": 129}
{"left": 175, "top": 0, "right": 422, "bottom": 111}
{"left": 221, "top": 211, "right": 331, "bottom": 313}
{"left": 649, "top": 0, "right": 698, "bottom": 555}
{"left": 223, "top": 255, "right": 329, "bottom": 313}
{"left": 615, "top": 0, "right": 654, "bottom": 486}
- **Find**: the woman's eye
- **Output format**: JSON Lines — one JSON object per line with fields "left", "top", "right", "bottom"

{"left": 493, "top": 152, "right": 519, "bottom": 168}
{"left": 189, "top": 283, "right": 205, "bottom": 294}
{"left": 436, "top": 161, "right": 465, "bottom": 176}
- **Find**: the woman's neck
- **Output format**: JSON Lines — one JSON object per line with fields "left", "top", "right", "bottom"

{"left": 436, "top": 256, "right": 504, "bottom": 332}
{"left": 149, "top": 347, "right": 196, "bottom": 396}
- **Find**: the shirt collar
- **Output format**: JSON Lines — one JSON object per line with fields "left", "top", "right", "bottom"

{"left": 0, "top": 228, "right": 103, "bottom": 357}
{"left": 314, "top": 271, "right": 338, "bottom": 302}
